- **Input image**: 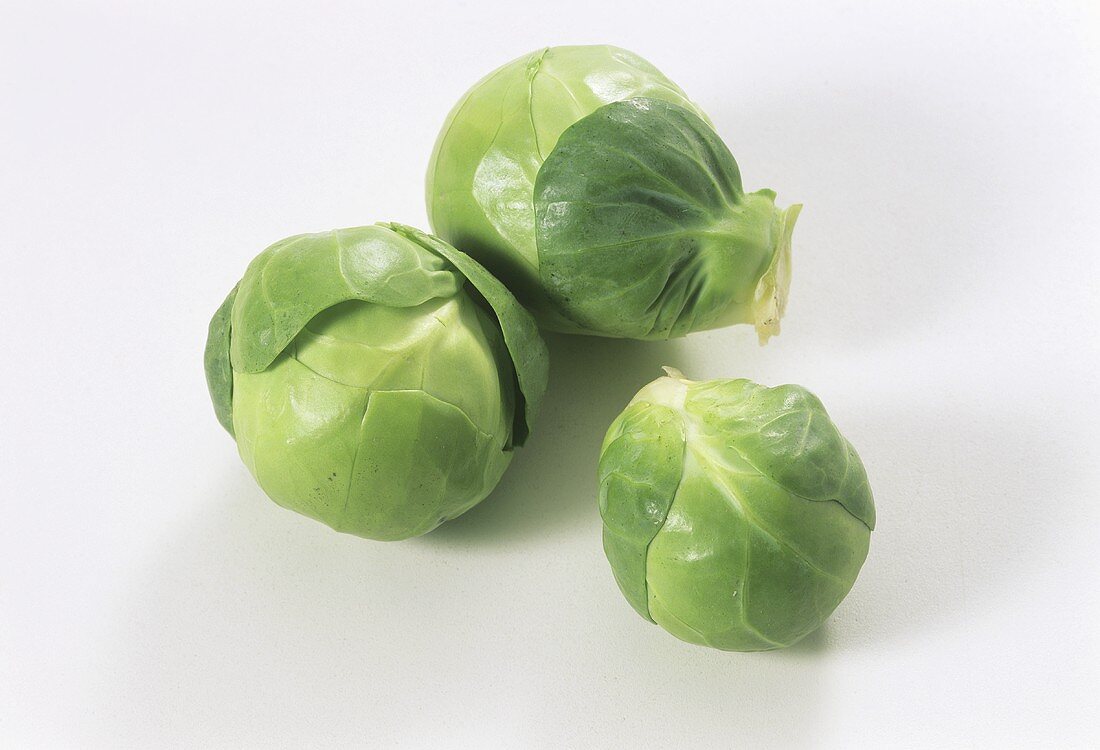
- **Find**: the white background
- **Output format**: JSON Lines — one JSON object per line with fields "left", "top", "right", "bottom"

{"left": 2, "top": 1, "right": 1098, "bottom": 747}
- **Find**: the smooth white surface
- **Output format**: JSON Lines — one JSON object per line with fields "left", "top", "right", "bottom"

{"left": 2, "top": 1, "right": 1098, "bottom": 747}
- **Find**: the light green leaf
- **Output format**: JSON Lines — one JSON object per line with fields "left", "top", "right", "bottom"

{"left": 229, "top": 226, "right": 461, "bottom": 373}
{"left": 597, "top": 401, "right": 686, "bottom": 621}
{"left": 386, "top": 223, "right": 549, "bottom": 446}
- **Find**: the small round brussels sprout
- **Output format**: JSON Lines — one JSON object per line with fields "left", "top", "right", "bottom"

{"left": 599, "top": 369, "right": 875, "bottom": 650}
{"left": 427, "top": 45, "right": 800, "bottom": 341}
{"left": 204, "top": 223, "right": 548, "bottom": 540}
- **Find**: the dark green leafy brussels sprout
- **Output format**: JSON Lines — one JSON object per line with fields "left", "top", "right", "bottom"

{"left": 204, "top": 223, "right": 549, "bottom": 541}
{"left": 599, "top": 369, "right": 875, "bottom": 650}
{"left": 427, "top": 45, "right": 800, "bottom": 341}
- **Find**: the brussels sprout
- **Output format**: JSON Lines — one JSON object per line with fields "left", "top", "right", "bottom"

{"left": 203, "top": 223, "right": 549, "bottom": 541}
{"left": 598, "top": 369, "right": 875, "bottom": 650}
{"left": 427, "top": 45, "right": 800, "bottom": 341}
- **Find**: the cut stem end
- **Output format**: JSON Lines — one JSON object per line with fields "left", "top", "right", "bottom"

{"left": 752, "top": 202, "right": 801, "bottom": 345}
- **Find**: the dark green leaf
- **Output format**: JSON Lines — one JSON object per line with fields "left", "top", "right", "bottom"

{"left": 203, "top": 285, "right": 238, "bottom": 436}
{"left": 535, "top": 97, "right": 783, "bottom": 339}
{"left": 690, "top": 379, "right": 876, "bottom": 530}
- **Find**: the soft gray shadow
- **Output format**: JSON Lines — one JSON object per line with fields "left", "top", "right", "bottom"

{"left": 587, "top": 601, "right": 828, "bottom": 747}
{"left": 93, "top": 468, "right": 826, "bottom": 748}
{"left": 424, "top": 332, "right": 689, "bottom": 547}
{"left": 89, "top": 467, "right": 512, "bottom": 746}
{"left": 779, "top": 622, "right": 831, "bottom": 656}
{"left": 816, "top": 395, "right": 1079, "bottom": 649}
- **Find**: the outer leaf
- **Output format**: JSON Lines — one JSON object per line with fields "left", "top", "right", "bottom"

{"left": 229, "top": 226, "right": 461, "bottom": 373}
{"left": 688, "top": 379, "right": 876, "bottom": 530}
{"left": 230, "top": 353, "right": 372, "bottom": 529}
{"left": 233, "top": 360, "right": 509, "bottom": 541}
{"left": 230, "top": 304, "right": 513, "bottom": 541}
{"left": 386, "top": 223, "right": 549, "bottom": 446}
{"left": 597, "top": 401, "right": 685, "bottom": 621}
{"left": 340, "top": 389, "right": 507, "bottom": 540}
{"left": 645, "top": 457, "right": 778, "bottom": 651}
{"left": 203, "top": 285, "right": 238, "bottom": 436}
{"left": 535, "top": 97, "right": 792, "bottom": 340}
{"left": 292, "top": 295, "right": 508, "bottom": 436}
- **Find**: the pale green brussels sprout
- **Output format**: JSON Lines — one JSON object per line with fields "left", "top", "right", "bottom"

{"left": 427, "top": 45, "right": 800, "bottom": 341}
{"left": 599, "top": 369, "right": 875, "bottom": 650}
{"left": 204, "top": 223, "right": 548, "bottom": 541}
